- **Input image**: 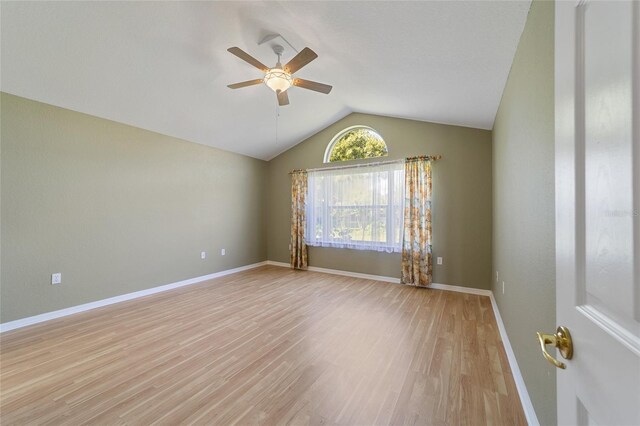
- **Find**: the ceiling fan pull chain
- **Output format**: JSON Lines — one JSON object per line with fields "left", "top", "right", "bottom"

{"left": 275, "top": 101, "right": 279, "bottom": 147}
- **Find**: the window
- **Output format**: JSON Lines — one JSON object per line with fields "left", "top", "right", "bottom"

{"left": 306, "top": 162, "right": 404, "bottom": 253}
{"left": 324, "top": 126, "right": 388, "bottom": 163}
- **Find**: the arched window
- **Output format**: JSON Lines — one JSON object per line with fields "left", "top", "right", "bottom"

{"left": 324, "top": 126, "right": 388, "bottom": 163}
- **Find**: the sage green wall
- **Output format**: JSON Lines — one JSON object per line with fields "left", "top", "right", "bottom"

{"left": 1, "top": 92, "right": 268, "bottom": 323}
{"left": 267, "top": 113, "right": 493, "bottom": 289}
{"left": 492, "top": 1, "right": 556, "bottom": 424}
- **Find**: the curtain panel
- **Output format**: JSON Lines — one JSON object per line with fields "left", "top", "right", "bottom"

{"left": 290, "top": 170, "right": 308, "bottom": 270}
{"left": 401, "top": 157, "right": 433, "bottom": 287}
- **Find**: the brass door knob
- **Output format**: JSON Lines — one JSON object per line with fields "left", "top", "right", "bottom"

{"left": 536, "top": 326, "right": 573, "bottom": 369}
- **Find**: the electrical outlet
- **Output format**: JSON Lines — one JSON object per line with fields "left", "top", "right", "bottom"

{"left": 288, "top": 244, "right": 292, "bottom": 251}
{"left": 51, "top": 273, "right": 62, "bottom": 285}
{"left": 436, "top": 257, "right": 443, "bottom": 265}
{"left": 502, "top": 281, "right": 505, "bottom": 294}
{"left": 496, "top": 271, "right": 499, "bottom": 282}
{"left": 201, "top": 251, "right": 206, "bottom": 259}
{"left": 221, "top": 249, "right": 226, "bottom": 256}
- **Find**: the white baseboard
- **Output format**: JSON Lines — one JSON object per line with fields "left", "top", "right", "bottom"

{"left": 266, "top": 260, "right": 538, "bottom": 425}
{"left": 266, "top": 261, "right": 493, "bottom": 297}
{"left": 489, "top": 293, "right": 539, "bottom": 426}
{"left": 265, "top": 260, "right": 291, "bottom": 269}
{"left": 429, "top": 282, "right": 492, "bottom": 296}
{"left": 266, "top": 260, "right": 401, "bottom": 283}
{"left": 0, "top": 261, "right": 268, "bottom": 333}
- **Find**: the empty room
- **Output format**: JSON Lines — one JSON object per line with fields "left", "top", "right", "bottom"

{"left": 1, "top": 1, "right": 638, "bottom": 425}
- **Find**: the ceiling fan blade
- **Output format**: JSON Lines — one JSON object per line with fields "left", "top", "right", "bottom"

{"left": 227, "top": 47, "right": 269, "bottom": 72}
{"left": 227, "top": 79, "right": 264, "bottom": 89}
{"left": 283, "top": 47, "right": 318, "bottom": 74}
{"left": 293, "top": 78, "right": 332, "bottom": 94}
{"left": 277, "top": 90, "right": 290, "bottom": 106}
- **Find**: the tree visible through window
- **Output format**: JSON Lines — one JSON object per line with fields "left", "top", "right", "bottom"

{"left": 325, "top": 126, "right": 388, "bottom": 163}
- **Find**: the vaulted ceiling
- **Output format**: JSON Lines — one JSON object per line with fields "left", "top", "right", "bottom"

{"left": 1, "top": 1, "right": 531, "bottom": 160}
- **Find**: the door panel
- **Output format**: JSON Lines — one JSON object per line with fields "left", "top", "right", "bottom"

{"left": 583, "top": 1, "right": 638, "bottom": 348}
{"left": 556, "top": 1, "right": 640, "bottom": 425}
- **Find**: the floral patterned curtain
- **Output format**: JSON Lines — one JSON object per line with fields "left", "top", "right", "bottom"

{"left": 401, "top": 157, "right": 433, "bottom": 287}
{"left": 290, "top": 170, "right": 308, "bottom": 270}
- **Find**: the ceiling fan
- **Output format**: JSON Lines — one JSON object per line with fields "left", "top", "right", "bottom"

{"left": 226, "top": 44, "right": 332, "bottom": 106}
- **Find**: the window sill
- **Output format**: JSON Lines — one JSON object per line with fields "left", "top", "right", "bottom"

{"left": 306, "top": 242, "right": 401, "bottom": 254}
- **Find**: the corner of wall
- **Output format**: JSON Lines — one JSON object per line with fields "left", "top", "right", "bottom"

{"left": 491, "top": 1, "right": 556, "bottom": 424}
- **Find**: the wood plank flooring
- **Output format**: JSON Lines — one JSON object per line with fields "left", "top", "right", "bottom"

{"left": 0, "top": 266, "right": 526, "bottom": 425}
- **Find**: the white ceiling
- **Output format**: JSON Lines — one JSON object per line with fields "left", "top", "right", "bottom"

{"left": 1, "top": 1, "right": 531, "bottom": 161}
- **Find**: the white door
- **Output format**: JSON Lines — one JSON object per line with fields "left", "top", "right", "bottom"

{"left": 555, "top": 1, "right": 640, "bottom": 425}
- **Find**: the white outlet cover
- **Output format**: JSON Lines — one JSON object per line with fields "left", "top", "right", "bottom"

{"left": 201, "top": 251, "right": 206, "bottom": 259}
{"left": 51, "top": 273, "right": 62, "bottom": 285}
{"left": 436, "top": 257, "right": 443, "bottom": 265}
{"left": 221, "top": 249, "right": 225, "bottom": 256}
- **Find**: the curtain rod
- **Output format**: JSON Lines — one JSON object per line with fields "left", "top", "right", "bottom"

{"left": 289, "top": 155, "right": 442, "bottom": 174}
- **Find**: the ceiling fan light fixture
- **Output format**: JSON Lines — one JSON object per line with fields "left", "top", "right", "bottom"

{"left": 264, "top": 68, "right": 293, "bottom": 93}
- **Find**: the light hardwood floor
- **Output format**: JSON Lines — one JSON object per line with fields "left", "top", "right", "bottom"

{"left": 0, "top": 266, "right": 526, "bottom": 425}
